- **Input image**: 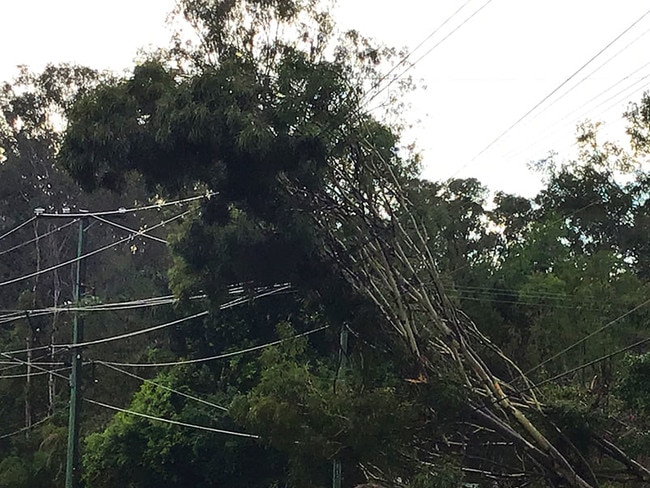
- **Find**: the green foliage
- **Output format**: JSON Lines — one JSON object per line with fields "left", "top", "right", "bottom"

{"left": 616, "top": 353, "right": 650, "bottom": 414}
{"left": 83, "top": 366, "right": 285, "bottom": 488}
{"left": 408, "top": 462, "right": 463, "bottom": 488}
{"left": 46, "top": 0, "right": 650, "bottom": 485}
{"left": 231, "top": 323, "right": 425, "bottom": 486}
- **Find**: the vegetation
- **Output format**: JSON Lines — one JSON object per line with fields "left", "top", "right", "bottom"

{"left": 2, "top": 1, "right": 650, "bottom": 487}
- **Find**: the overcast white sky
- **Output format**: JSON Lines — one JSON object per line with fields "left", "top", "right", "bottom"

{"left": 3, "top": 0, "right": 650, "bottom": 197}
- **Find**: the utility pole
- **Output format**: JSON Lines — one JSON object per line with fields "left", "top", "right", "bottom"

{"left": 333, "top": 326, "right": 348, "bottom": 488}
{"left": 65, "top": 217, "right": 86, "bottom": 488}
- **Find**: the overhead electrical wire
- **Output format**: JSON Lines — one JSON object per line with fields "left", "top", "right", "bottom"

{"left": 0, "top": 209, "right": 192, "bottom": 290}
{"left": 36, "top": 193, "right": 213, "bottom": 219}
{"left": 0, "top": 345, "right": 50, "bottom": 358}
{"left": 0, "top": 294, "right": 186, "bottom": 326}
{"left": 363, "top": 0, "right": 474, "bottom": 105}
{"left": 449, "top": 294, "right": 602, "bottom": 311}
{"left": 480, "top": 333, "right": 650, "bottom": 412}
{"left": 0, "top": 416, "right": 52, "bottom": 441}
{"left": 529, "top": 335, "right": 650, "bottom": 391}
{"left": 54, "top": 284, "right": 292, "bottom": 351}
{"left": 84, "top": 398, "right": 260, "bottom": 439}
{"left": 365, "top": 0, "right": 495, "bottom": 109}
{"left": 461, "top": 6, "right": 650, "bottom": 174}
{"left": 100, "top": 324, "right": 329, "bottom": 368}
{"left": 55, "top": 310, "right": 209, "bottom": 350}
{"left": 91, "top": 215, "right": 168, "bottom": 244}
{"left": 0, "top": 366, "right": 71, "bottom": 380}
{"left": 501, "top": 60, "right": 650, "bottom": 163}
{"left": 523, "top": 23, "right": 650, "bottom": 126}
{"left": 0, "top": 219, "right": 79, "bottom": 257}
{"left": 522, "top": 295, "right": 650, "bottom": 378}
{"left": 0, "top": 216, "right": 36, "bottom": 242}
{"left": 98, "top": 362, "right": 229, "bottom": 412}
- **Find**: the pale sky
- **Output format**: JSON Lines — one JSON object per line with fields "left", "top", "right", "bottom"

{"left": 3, "top": 0, "right": 650, "bottom": 197}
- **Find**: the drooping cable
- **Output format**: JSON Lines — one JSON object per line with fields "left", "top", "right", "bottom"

{"left": 54, "top": 284, "right": 292, "bottom": 351}
{"left": 0, "top": 366, "right": 71, "bottom": 380}
{"left": 97, "top": 362, "right": 229, "bottom": 412}
{"left": 0, "top": 416, "right": 52, "bottom": 440}
{"left": 84, "top": 398, "right": 259, "bottom": 439}
{"left": 100, "top": 324, "right": 329, "bottom": 368}
{"left": 523, "top": 296, "right": 650, "bottom": 378}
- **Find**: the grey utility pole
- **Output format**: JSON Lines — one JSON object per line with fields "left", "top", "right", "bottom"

{"left": 333, "top": 326, "right": 348, "bottom": 488}
{"left": 65, "top": 217, "right": 86, "bottom": 488}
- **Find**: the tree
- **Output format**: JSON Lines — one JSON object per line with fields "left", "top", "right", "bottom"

{"left": 59, "top": 1, "right": 650, "bottom": 487}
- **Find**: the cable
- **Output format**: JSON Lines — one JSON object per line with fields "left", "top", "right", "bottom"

{"left": 36, "top": 192, "right": 213, "bottom": 219}
{"left": 524, "top": 23, "right": 650, "bottom": 125}
{"left": 56, "top": 311, "right": 209, "bottom": 350}
{"left": 97, "top": 362, "right": 229, "bottom": 412}
{"left": 462, "top": 6, "right": 650, "bottom": 174}
{"left": 0, "top": 416, "right": 52, "bottom": 440}
{"left": 525, "top": 335, "right": 650, "bottom": 392}
{"left": 0, "top": 366, "right": 71, "bottom": 380}
{"left": 84, "top": 398, "right": 259, "bottom": 439}
{"left": 365, "top": 0, "right": 495, "bottom": 109}
{"left": 0, "top": 209, "right": 192, "bottom": 290}
{"left": 54, "top": 284, "right": 292, "bottom": 350}
{"left": 449, "top": 294, "right": 600, "bottom": 311}
{"left": 0, "top": 283, "right": 271, "bottom": 325}
{"left": 0, "top": 216, "right": 36, "bottom": 242}
{"left": 0, "top": 345, "right": 51, "bottom": 357}
{"left": 363, "top": 0, "right": 474, "bottom": 105}
{"left": 501, "top": 61, "right": 650, "bottom": 163}
{"left": 0, "top": 294, "right": 189, "bottom": 327}
{"left": 100, "top": 324, "right": 329, "bottom": 368}
{"left": 523, "top": 296, "right": 650, "bottom": 378}
{"left": 0, "top": 219, "right": 79, "bottom": 257}
{"left": 0, "top": 352, "right": 72, "bottom": 382}
{"left": 91, "top": 215, "right": 168, "bottom": 244}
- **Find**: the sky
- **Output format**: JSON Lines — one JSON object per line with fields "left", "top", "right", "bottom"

{"left": 3, "top": 0, "right": 650, "bottom": 197}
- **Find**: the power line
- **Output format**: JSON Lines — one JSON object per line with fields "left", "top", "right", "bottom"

{"left": 56, "top": 311, "right": 209, "bottom": 350}
{"left": 363, "top": 0, "right": 475, "bottom": 106}
{"left": 54, "top": 284, "right": 293, "bottom": 351}
{"left": 365, "top": 0, "right": 495, "bottom": 109}
{"left": 97, "top": 362, "right": 229, "bottom": 412}
{"left": 523, "top": 296, "right": 650, "bottom": 378}
{"left": 501, "top": 60, "right": 650, "bottom": 164}
{"left": 0, "top": 366, "right": 71, "bottom": 380}
{"left": 100, "top": 324, "right": 329, "bottom": 368}
{"left": 0, "top": 216, "right": 36, "bottom": 242}
{"left": 91, "top": 215, "right": 168, "bottom": 244}
{"left": 0, "top": 345, "right": 50, "bottom": 357}
{"left": 84, "top": 398, "right": 259, "bottom": 439}
{"left": 37, "top": 193, "right": 213, "bottom": 219}
{"left": 0, "top": 209, "right": 192, "bottom": 290}
{"left": 0, "top": 416, "right": 52, "bottom": 440}
{"left": 462, "top": 6, "right": 650, "bottom": 174}
{"left": 523, "top": 23, "right": 650, "bottom": 126}
{"left": 526, "top": 335, "right": 650, "bottom": 392}
{"left": 0, "top": 294, "right": 188, "bottom": 326}
{"left": 0, "top": 351, "right": 72, "bottom": 381}
{"left": 0, "top": 219, "right": 79, "bottom": 257}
